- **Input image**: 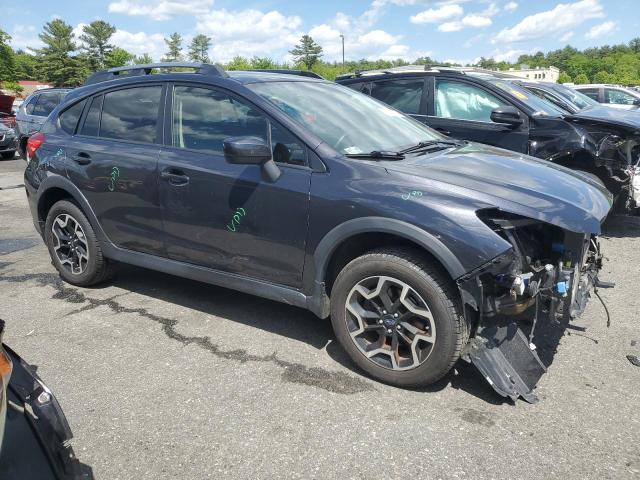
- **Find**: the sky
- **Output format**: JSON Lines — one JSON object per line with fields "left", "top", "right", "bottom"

{"left": 2, "top": 0, "right": 639, "bottom": 65}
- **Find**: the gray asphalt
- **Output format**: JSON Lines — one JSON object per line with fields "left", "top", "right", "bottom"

{"left": 1, "top": 156, "right": 639, "bottom": 479}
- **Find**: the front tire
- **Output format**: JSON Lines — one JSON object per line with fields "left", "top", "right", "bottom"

{"left": 44, "top": 200, "right": 116, "bottom": 286}
{"left": 330, "top": 248, "right": 465, "bottom": 388}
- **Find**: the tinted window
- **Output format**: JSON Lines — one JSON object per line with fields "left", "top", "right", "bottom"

{"left": 100, "top": 86, "right": 162, "bottom": 143}
{"left": 32, "top": 92, "right": 62, "bottom": 117}
{"left": 59, "top": 99, "right": 86, "bottom": 134}
{"left": 604, "top": 88, "right": 637, "bottom": 105}
{"left": 435, "top": 80, "right": 504, "bottom": 122}
{"left": 25, "top": 95, "right": 38, "bottom": 115}
{"left": 370, "top": 79, "right": 424, "bottom": 114}
{"left": 172, "top": 86, "right": 267, "bottom": 153}
{"left": 580, "top": 88, "right": 600, "bottom": 101}
{"left": 80, "top": 96, "right": 102, "bottom": 137}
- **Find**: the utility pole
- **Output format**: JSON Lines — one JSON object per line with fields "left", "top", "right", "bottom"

{"left": 339, "top": 34, "right": 345, "bottom": 70}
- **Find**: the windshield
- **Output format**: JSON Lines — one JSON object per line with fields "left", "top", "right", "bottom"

{"left": 248, "top": 81, "right": 441, "bottom": 155}
{"left": 489, "top": 80, "right": 566, "bottom": 117}
{"left": 550, "top": 85, "right": 599, "bottom": 110}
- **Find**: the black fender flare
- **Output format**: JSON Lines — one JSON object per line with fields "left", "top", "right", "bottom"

{"left": 306, "top": 217, "right": 466, "bottom": 318}
{"left": 36, "top": 174, "right": 111, "bottom": 244}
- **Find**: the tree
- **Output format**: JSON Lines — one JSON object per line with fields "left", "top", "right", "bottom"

{"left": 34, "top": 20, "right": 88, "bottom": 86}
{"left": 132, "top": 53, "right": 153, "bottom": 65}
{"left": 105, "top": 47, "right": 132, "bottom": 68}
{"left": 289, "top": 35, "right": 323, "bottom": 70}
{"left": 574, "top": 73, "right": 590, "bottom": 84}
{"left": 0, "top": 29, "right": 16, "bottom": 83}
{"left": 188, "top": 34, "right": 211, "bottom": 63}
{"left": 80, "top": 20, "right": 116, "bottom": 69}
{"left": 163, "top": 33, "right": 183, "bottom": 62}
{"left": 593, "top": 70, "right": 614, "bottom": 83}
{"left": 14, "top": 51, "right": 39, "bottom": 80}
{"left": 226, "top": 55, "right": 251, "bottom": 70}
{"left": 557, "top": 71, "right": 572, "bottom": 84}
{"left": 250, "top": 57, "right": 277, "bottom": 69}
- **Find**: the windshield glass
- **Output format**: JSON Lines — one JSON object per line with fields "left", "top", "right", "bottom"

{"left": 248, "top": 81, "right": 441, "bottom": 155}
{"left": 489, "top": 80, "right": 566, "bottom": 116}
{"left": 550, "top": 85, "right": 599, "bottom": 110}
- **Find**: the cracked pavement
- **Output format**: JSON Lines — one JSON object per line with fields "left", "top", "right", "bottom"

{"left": 1, "top": 158, "right": 639, "bottom": 479}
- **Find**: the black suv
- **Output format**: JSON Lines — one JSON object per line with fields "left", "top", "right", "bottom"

{"left": 25, "top": 63, "right": 612, "bottom": 401}
{"left": 336, "top": 66, "right": 640, "bottom": 213}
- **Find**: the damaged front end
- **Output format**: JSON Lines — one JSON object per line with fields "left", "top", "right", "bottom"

{"left": 458, "top": 209, "right": 609, "bottom": 403}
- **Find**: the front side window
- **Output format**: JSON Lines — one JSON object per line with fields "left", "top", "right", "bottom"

{"left": 100, "top": 86, "right": 162, "bottom": 143}
{"left": 435, "top": 80, "right": 504, "bottom": 122}
{"left": 604, "top": 88, "right": 637, "bottom": 105}
{"left": 248, "top": 81, "right": 440, "bottom": 156}
{"left": 171, "top": 86, "right": 306, "bottom": 166}
{"left": 32, "top": 92, "right": 61, "bottom": 117}
{"left": 370, "top": 79, "right": 424, "bottom": 115}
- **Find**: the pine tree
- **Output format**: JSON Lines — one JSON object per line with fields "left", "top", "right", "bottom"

{"left": 133, "top": 53, "right": 153, "bottom": 65}
{"left": 0, "top": 29, "right": 17, "bottom": 83}
{"left": 289, "top": 35, "right": 323, "bottom": 70}
{"left": 105, "top": 47, "right": 132, "bottom": 68}
{"left": 34, "top": 20, "right": 89, "bottom": 86}
{"left": 80, "top": 20, "right": 116, "bottom": 70}
{"left": 163, "top": 33, "right": 183, "bottom": 62}
{"left": 188, "top": 34, "right": 211, "bottom": 63}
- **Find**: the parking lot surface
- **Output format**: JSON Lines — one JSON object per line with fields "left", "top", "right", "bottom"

{"left": 1, "top": 157, "right": 639, "bottom": 479}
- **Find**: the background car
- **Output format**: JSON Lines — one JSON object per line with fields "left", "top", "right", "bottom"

{"left": 15, "top": 88, "right": 70, "bottom": 159}
{"left": 0, "top": 319, "right": 92, "bottom": 479}
{"left": 336, "top": 66, "right": 640, "bottom": 213}
{"left": 572, "top": 84, "right": 640, "bottom": 110}
{"left": 512, "top": 80, "right": 601, "bottom": 114}
{"left": 0, "top": 124, "right": 17, "bottom": 160}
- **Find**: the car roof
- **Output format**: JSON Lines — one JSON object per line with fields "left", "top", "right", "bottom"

{"left": 227, "top": 71, "right": 326, "bottom": 84}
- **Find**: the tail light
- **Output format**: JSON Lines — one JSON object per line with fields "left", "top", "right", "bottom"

{"left": 26, "top": 132, "right": 45, "bottom": 159}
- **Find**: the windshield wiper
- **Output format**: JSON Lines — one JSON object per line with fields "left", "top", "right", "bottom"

{"left": 345, "top": 150, "right": 405, "bottom": 160}
{"left": 399, "top": 139, "right": 463, "bottom": 155}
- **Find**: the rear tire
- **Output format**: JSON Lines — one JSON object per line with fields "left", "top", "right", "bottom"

{"left": 44, "top": 200, "right": 116, "bottom": 286}
{"left": 330, "top": 247, "right": 465, "bottom": 388}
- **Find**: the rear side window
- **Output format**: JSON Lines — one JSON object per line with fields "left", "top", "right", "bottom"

{"left": 32, "top": 92, "right": 62, "bottom": 117}
{"left": 80, "top": 96, "right": 103, "bottom": 137}
{"left": 370, "top": 79, "right": 424, "bottom": 114}
{"left": 604, "top": 88, "right": 637, "bottom": 105}
{"left": 59, "top": 99, "right": 87, "bottom": 134}
{"left": 99, "top": 86, "right": 162, "bottom": 143}
{"left": 580, "top": 88, "right": 599, "bottom": 101}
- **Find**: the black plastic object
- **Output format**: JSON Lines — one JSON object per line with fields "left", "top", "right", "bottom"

{"left": 468, "top": 323, "right": 547, "bottom": 403}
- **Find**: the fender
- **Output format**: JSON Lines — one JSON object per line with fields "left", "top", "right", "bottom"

{"left": 306, "top": 217, "right": 466, "bottom": 319}
{"left": 36, "top": 174, "right": 112, "bottom": 245}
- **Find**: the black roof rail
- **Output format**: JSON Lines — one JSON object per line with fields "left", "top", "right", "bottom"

{"left": 335, "top": 65, "right": 469, "bottom": 81}
{"left": 83, "top": 62, "right": 228, "bottom": 86}
{"left": 249, "top": 69, "right": 324, "bottom": 79}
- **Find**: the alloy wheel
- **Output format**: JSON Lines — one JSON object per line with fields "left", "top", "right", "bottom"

{"left": 345, "top": 275, "right": 436, "bottom": 371}
{"left": 51, "top": 213, "right": 90, "bottom": 275}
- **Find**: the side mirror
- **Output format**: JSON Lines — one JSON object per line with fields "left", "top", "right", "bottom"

{"left": 633, "top": 99, "right": 640, "bottom": 106}
{"left": 490, "top": 106, "right": 524, "bottom": 127}
{"left": 223, "top": 136, "right": 281, "bottom": 183}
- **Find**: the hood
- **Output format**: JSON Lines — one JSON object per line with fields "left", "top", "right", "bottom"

{"left": 385, "top": 142, "right": 612, "bottom": 234}
{"left": 0, "top": 95, "right": 14, "bottom": 115}
{"left": 566, "top": 105, "right": 640, "bottom": 132}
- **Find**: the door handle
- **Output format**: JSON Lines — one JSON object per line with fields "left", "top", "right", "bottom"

{"left": 160, "top": 169, "right": 189, "bottom": 186}
{"left": 72, "top": 152, "right": 91, "bottom": 165}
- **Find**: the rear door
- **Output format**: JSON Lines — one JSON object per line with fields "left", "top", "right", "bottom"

{"left": 64, "top": 85, "right": 166, "bottom": 256}
{"left": 367, "top": 78, "right": 429, "bottom": 122}
{"left": 423, "top": 77, "right": 530, "bottom": 153}
{"left": 157, "top": 83, "right": 311, "bottom": 287}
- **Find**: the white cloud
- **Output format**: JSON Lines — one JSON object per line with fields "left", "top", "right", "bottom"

{"left": 491, "top": 49, "right": 526, "bottom": 62}
{"left": 493, "top": 0, "right": 604, "bottom": 43}
{"left": 410, "top": 4, "right": 464, "bottom": 24}
{"left": 560, "top": 31, "right": 574, "bottom": 42}
{"left": 504, "top": 2, "right": 518, "bottom": 12}
{"left": 8, "top": 25, "right": 44, "bottom": 51}
{"left": 585, "top": 20, "right": 617, "bottom": 39}
{"left": 108, "top": 0, "right": 213, "bottom": 21}
{"left": 437, "top": 3, "right": 498, "bottom": 32}
{"left": 111, "top": 30, "right": 167, "bottom": 60}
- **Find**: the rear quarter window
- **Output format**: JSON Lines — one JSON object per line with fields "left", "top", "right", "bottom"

{"left": 59, "top": 99, "right": 87, "bottom": 135}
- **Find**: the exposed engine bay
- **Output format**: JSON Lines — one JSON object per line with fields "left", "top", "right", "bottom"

{"left": 457, "top": 209, "right": 610, "bottom": 402}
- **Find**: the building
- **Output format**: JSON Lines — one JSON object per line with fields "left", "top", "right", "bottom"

{"left": 503, "top": 65, "right": 560, "bottom": 83}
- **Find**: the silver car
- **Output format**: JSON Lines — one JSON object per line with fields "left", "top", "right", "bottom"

{"left": 15, "top": 88, "right": 70, "bottom": 158}
{"left": 572, "top": 84, "right": 640, "bottom": 110}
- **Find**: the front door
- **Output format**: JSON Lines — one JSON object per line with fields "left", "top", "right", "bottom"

{"left": 158, "top": 84, "right": 311, "bottom": 288}
{"left": 424, "top": 77, "right": 530, "bottom": 154}
{"left": 65, "top": 85, "right": 165, "bottom": 256}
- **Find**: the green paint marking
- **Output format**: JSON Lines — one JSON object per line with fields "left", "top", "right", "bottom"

{"left": 401, "top": 191, "right": 423, "bottom": 200}
{"left": 108, "top": 167, "right": 120, "bottom": 192}
{"left": 227, "top": 207, "right": 246, "bottom": 232}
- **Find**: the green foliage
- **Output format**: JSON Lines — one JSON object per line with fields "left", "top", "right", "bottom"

{"left": 105, "top": 47, "right": 132, "bottom": 68}
{"left": 132, "top": 53, "right": 153, "bottom": 65}
{"left": 557, "top": 71, "right": 572, "bottom": 83}
{"left": 0, "top": 81, "right": 23, "bottom": 94}
{"left": 0, "top": 29, "right": 16, "bottom": 83}
{"left": 163, "top": 33, "right": 183, "bottom": 62}
{"left": 80, "top": 20, "right": 116, "bottom": 69}
{"left": 574, "top": 73, "right": 590, "bottom": 84}
{"left": 34, "top": 20, "right": 89, "bottom": 86}
{"left": 188, "top": 34, "right": 211, "bottom": 63}
{"left": 289, "top": 35, "right": 323, "bottom": 69}
{"left": 226, "top": 55, "right": 252, "bottom": 71}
